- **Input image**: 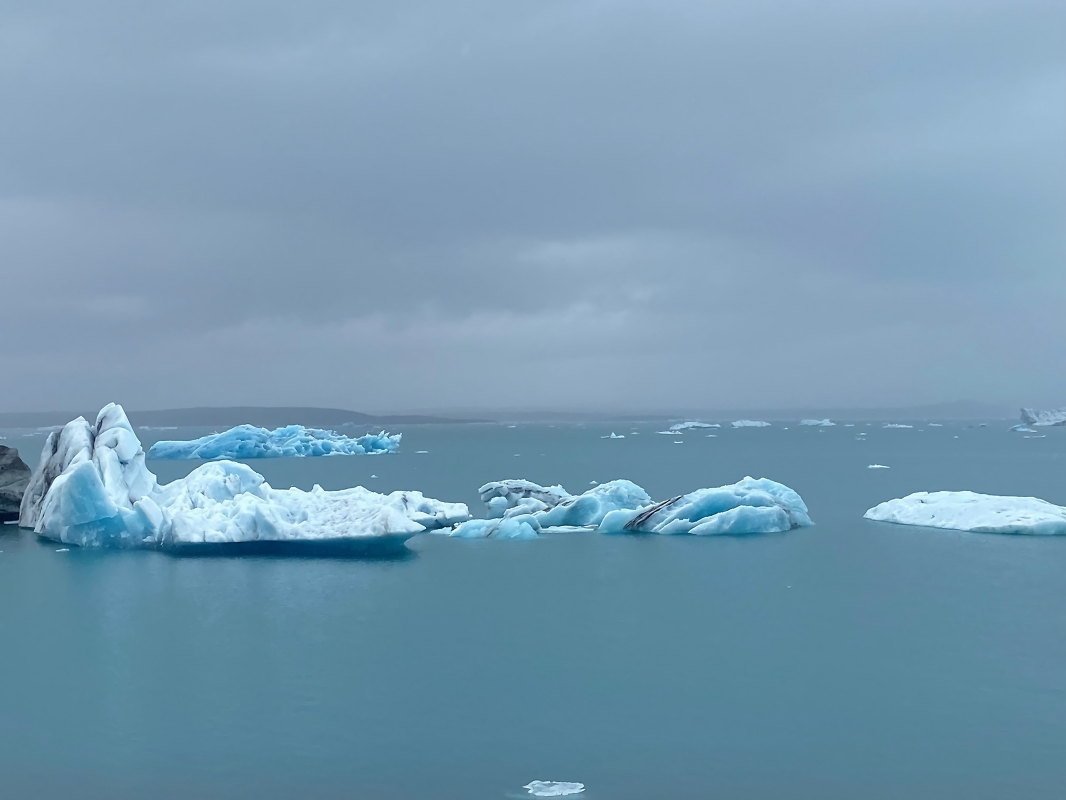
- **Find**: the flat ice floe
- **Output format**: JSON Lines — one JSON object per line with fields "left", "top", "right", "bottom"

{"left": 731, "top": 419, "right": 771, "bottom": 428}
{"left": 19, "top": 404, "right": 467, "bottom": 549}
{"left": 668, "top": 421, "right": 719, "bottom": 431}
{"left": 1010, "top": 424, "right": 1037, "bottom": 433}
{"left": 524, "top": 781, "right": 585, "bottom": 797}
{"left": 445, "top": 477, "right": 811, "bottom": 538}
{"left": 800, "top": 418, "right": 835, "bottom": 427}
{"left": 882, "top": 423, "right": 914, "bottom": 429}
{"left": 867, "top": 464, "right": 891, "bottom": 469}
{"left": 864, "top": 491, "right": 1066, "bottom": 535}
{"left": 147, "top": 425, "right": 400, "bottom": 459}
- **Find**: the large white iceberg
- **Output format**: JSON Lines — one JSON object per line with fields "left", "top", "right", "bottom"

{"left": 446, "top": 476, "right": 810, "bottom": 538}
{"left": 731, "top": 419, "right": 771, "bottom": 428}
{"left": 800, "top": 418, "right": 835, "bottom": 427}
{"left": 19, "top": 404, "right": 467, "bottom": 549}
{"left": 864, "top": 491, "right": 1066, "bottom": 535}
{"left": 1020, "top": 408, "right": 1066, "bottom": 427}
{"left": 147, "top": 424, "right": 400, "bottom": 460}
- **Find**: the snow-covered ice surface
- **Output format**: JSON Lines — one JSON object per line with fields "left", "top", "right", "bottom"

{"left": 446, "top": 477, "right": 810, "bottom": 538}
{"left": 864, "top": 491, "right": 1066, "bottom": 535}
{"left": 668, "top": 421, "right": 719, "bottom": 431}
{"left": 731, "top": 419, "right": 771, "bottom": 428}
{"left": 523, "top": 781, "right": 585, "bottom": 797}
{"left": 19, "top": 404, "right": 468, "bottom": 550}
{"left": 147, "top": 425, "right": 400, "bottom": 460}
{"left": 800, "top": 418, "right": 836, "bottom": 427}
{"left": 1020, "top": 407, "right": 1066, "bottom": 427}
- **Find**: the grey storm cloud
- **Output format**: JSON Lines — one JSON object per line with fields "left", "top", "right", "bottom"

{"left": 1, "top": 0, "right": 1064, "bottom": 413}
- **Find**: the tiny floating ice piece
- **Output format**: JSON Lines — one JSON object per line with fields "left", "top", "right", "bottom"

{"left": 883, "top": 423, "right": 914, "bottom": 429}
{"left": 867, "top": 464, "right": 891, "bottom": 469}
{"left": 601, "top": 432, "right": 625, "bottom": 439}
{"left": 524, "top": 781, "right": 585, "bottom": 797}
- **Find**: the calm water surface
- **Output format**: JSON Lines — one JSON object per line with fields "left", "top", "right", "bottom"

{"left": 2, "top": 421, "right": 1065, "bottom": 798}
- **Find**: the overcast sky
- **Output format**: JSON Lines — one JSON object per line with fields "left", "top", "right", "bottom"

{"left": 2, "top": 0, "right": 1063, "bottom": 413}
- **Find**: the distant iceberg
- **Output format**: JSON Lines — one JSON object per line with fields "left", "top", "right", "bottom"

{"left": 19, "top": 404, "right": 467, "bottom": 549}
{"left": 600, "top": 432, "right": 625, "bottom": 439}
{"left": 446, "top": 477, "right": 810, "bottom": 538}
{"left": 1020, "top": 408, "right": 1066, "bottom": 427}
{"left": 669, "top": 421, "right": 719, "bottom": 431}
{"left": 731, "top": 420, "right": 771, "bottom": 428}
{"left": 867, "top": 464, "right": 890, "bottom": 470}
{"left": 1009, "top": 424, "right": 1037, "bottom": 433}
{"left": 524, "top": 781, "right": 585, "bottom": 797}
{"left": 800, "top": 418, "right": 835, "bottom": 427}
{"left": 147, "top": 424, "right": 400, "bottom": 460}
{"left": 882, "top": 423, "right": 914, "bottom": 429}
{"left": 864, "top": 491, "right": 1066, "bottom": 535}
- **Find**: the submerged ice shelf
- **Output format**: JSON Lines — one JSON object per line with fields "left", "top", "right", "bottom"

{"left": 864, "top": 491, "right": 1066, "bottom": 535}
{"left": 445, "top": 476, "right": 811, "bottom": 539}
{"left": 147, "top": 425, "right": 400, "bottom": 460}
{"left": 19, "top": 405, "right": 467, "bottom": 549}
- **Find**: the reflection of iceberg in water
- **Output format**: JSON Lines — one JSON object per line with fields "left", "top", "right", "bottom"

{"left": 19, "top": 404, "right": 467, "bottom": 550}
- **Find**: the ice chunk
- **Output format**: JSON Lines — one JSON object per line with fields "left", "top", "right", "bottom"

{"left": 600, "top": 432, "right": 625, "bottom": 439}
{"left": 447, "top": 515, "right": 541, "bottom": 540}
{"left": 147, "top": 425, "right": 400, "bottom": 460}
{"left": 523, "top": 781, "right": 585, "bottom": 797}
{"left": 19, "top": 405, "right": 468, "bottom": 549}
{"left": 864, "top": 491, "right": 1066, "bottom": 535}
{"left": 731, "top": 419, "right": 771, "bottom": 428}
{"left": 536, "top": 480, "right": 652, "bottom": 528}
{"left": 883, "top": 423, "right": 914, "bottom": 429}
{"left": 1010, "top": 424, "right": 1037, "bottom": 433}
{"left": 600, "top": 477, "right": 811, "bottom": 535}
{"left": 1020, "top": 407, "right": 1066, "bottom": 427}
{"left": 800, "top": 419, "right": 836, "bottom": 427}
{"left": 477, "top": 479, "right": 571, "bottom": 518}
{"left": 668, "top": 421, "right": 719, "bottom": 431}
{"left": 867, "top": 464, "right": 891, "bottom": 469}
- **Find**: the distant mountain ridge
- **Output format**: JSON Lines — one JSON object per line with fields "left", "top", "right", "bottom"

{"left": 0, "top": 406, "right": 483, "bottom": 429}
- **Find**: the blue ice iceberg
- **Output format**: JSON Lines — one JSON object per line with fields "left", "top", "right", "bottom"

{"left": 19, "top": 405, "right": 467, "bottom": 549}
{"left": 599, "top": 477, "right": 812, "bottom": 535}
{"left": 446, "top": 476, "right": 809, "bottom": 538}
{"left": 147, "top": 425, "right": 400, "bottom": 460}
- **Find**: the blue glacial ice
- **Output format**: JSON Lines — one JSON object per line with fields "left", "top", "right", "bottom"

{"left": 19, "top": 405, "right": 467, "bottom": 549}
{"left": 446, "top": 477, "right": 810, "bottom": 538}
{"left": 598, "top": 477, "right": 812, "bottom": 535}
{"left": 147, "top": 425, "right": 400, "bottom": 460}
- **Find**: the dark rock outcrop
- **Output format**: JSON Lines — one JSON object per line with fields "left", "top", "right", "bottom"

{"left": 0, "top": 445, "right": 31, "bottom": 522}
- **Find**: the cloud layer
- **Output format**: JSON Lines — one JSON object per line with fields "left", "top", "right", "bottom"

{"left": 2, "top": 0, "right": 1063, "bottom": 412}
